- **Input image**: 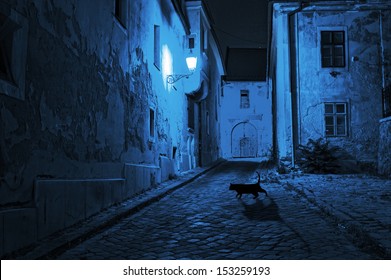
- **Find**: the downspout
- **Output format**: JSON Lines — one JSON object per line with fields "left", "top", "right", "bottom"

{"left": 287, "top": 1, "right": 307, "bottom": 167}
{"left": 379, "top": 11, "right": 385, "bottom": 90}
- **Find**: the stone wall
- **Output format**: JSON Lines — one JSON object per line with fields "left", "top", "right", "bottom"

{"left": 378, "top": 117, "right": 391, "bottom": 177}
{"left": 0, "top": 0, "right": 222, "bottom": 256}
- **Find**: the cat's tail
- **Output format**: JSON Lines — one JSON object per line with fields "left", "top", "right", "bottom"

{"left": 256, "top": 171, "right": 261, "bottom": 183}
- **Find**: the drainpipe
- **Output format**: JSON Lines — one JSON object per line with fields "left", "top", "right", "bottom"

{"left": 379, "top": 11, "right": 385, "bottom": 90}
{"left": 287, "top": 1, "right": 307, "bottom": 168}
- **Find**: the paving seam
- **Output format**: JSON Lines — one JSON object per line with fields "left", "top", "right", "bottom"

{"left": 8, "top": 160, "right": 226, "bottom": 260}
{"left": 283, "top": 181, "right": 390, "bottom": 259}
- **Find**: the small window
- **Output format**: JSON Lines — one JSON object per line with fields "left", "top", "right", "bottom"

{"left": 324, "top": 103, "right": 348, "bottom": 136}
{"left": 149, "top": 108, "right": 155, "bottom": 139}
{"left": 187, "top": 97, "right": 195, "bottom": 130}
{"left": 240, "top": 90, "right": 250, "bottom": 109}
{"left": 115, "top": 0, "right": 127, "bottom": 28}
{"left": 154, "top": 25, "right": 161, "bottom": 70}
{"left": 321, "top": 31, "right": 345, "bottom": 68}
{"left": 188, "top": 36, "right": 195, "bottom": 49}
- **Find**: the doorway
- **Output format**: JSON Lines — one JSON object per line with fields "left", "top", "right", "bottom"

{"left": 231, "top": 122, "right": 257, "bottom": 158}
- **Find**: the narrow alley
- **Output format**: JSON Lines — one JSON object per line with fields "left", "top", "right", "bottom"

{"left": 45, "top": 160, "right": 388, "bottom": 260}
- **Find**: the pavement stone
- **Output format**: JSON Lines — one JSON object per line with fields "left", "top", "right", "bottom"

{"left": 7, "top": 158, "right": 391, "bottom": 259}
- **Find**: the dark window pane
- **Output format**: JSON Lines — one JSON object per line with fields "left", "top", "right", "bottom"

{"left": 336, "top": 104, "right": 346, "bottom": 113}
{"left": 334, "top": 45, "right": 344, "bottom": 56}
{"left": 336, "top": 115, "right": 345, "bottom": 125}
{"left": 326, "top": 125, "right": 334, "bottom": 136}
{"left": 333, "top": 31, "right": 344, "bottom": 44}
{"left": 325, "top": 104, "right": 334, "bottom": 114}
{"left": 322, "top": 57, "right": 332, "bottom": 67}
{"left": 325, "top": 116, "right": 334, "bottom": 126}
{"left": 322, "top": 46, "right": 332, "bottom": 56}
{"left": 337, "top": 125, "right": 345, "bottom": 135}
{"left": 334, "top": 56, "right": 345, "bottom": 67}
{"left": 321, "top": 31, "right": 332, "bottom": 44}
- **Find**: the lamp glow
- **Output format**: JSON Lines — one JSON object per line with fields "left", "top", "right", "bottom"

{"left": 186, "top": 56, "right": 197, "bottom": 72}
{"left": 167, "top": 55, "right": 198, "bottom": 84}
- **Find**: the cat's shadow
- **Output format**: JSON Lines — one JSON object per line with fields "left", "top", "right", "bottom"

{"left": 240, "top": 197, "right": 281, "bottom": 221}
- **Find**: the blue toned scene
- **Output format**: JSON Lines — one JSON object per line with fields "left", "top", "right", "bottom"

{"left": 0, "top": 0, "right": 391, "bottom": 260}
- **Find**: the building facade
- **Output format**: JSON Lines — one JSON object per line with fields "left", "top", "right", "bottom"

{"left": 269, "top": 0, "right": 391, "bottom": 174}
{"left": 0, "top": 0, "right": 223, "bottom": 256}
{"left": 220, "top": 81, "right": 272, "bottom": 159}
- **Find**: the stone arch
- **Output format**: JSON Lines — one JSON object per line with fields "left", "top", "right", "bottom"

{"left": 231, "top": 121, "right": 258, "bottom": 158}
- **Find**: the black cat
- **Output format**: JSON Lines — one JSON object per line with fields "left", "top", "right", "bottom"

{"left": 229, "top": 171, "right": 268, "bottom": 199}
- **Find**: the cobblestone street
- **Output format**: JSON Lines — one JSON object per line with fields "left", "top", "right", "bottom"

{"left": 50, "top": 160, "right": 390, "bottom": 260}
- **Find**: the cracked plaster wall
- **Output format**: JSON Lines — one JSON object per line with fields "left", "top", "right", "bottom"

{"left": 0, "top": 0, "right": 193, "bottom": 207}
{"left": 296, "top": 9, "right": 389, "bottom": 166}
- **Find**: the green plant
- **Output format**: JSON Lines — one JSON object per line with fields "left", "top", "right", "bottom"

{"left": 296, "top": 138, "right": 341, "bottom": 174}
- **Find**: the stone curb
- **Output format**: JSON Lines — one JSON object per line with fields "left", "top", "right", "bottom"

{"left": 8, "top": 159, "right": 226, "bottom": 260}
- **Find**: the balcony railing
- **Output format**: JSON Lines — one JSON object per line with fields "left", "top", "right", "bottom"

{"left": 383, "top": 84, "right": 391, "bottom": 118}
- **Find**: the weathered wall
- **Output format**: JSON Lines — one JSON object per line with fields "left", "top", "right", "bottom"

{"left": 0, "top": 0, "right": 196, "bottom": 206}
{"left": 271, "top": 2, "right": 391, "bottom": 169}
{"left": 220, "top": 81, "right": 272, "bottom": 159}
{"left": 0, "top": 0, "right": 223, "bottom": 256}
{"left": 379, "top": 117, "right": 391, "bottom": 176}
{"left": 296, "top": 9, "right": 385, "bottom": 167}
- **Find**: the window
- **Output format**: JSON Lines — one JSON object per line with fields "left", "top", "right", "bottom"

{"left": 115, "top": 0, "right": 127, "bottom": 28}
{"left": 321, "top": 31, "right": 345, "bottom": 68}
{"left": 324, "top": 103, "right": 348, "bottom": 136}
{"left": 149, "top": 108, "right": 155, "bottom": 139}
{"left": 0, "top": 4, "right": 28, "bottom": 100}
{"left": 187, "top": 97, "right": 195, "bottom": 130}
{"left": 240, "top": 90, "right": 250, "bottom": 109}
{"left": 188, "top": 36, "right": 195, "bottom": 49}
{"left": 154, "top": 25, "right": 161, "bottom": 69}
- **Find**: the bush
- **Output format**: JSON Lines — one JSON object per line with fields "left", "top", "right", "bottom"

{"left": 296, "top": 138, "right": 341, "bottom": 174}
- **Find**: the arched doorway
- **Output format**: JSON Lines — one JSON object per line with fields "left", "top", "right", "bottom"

{"left": 231, "top": 122, "right": 258, "bottom": 158}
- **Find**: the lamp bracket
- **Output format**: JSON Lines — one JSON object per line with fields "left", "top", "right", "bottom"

{"left": 166, "top": 72, "right": 193, "bottom": 84}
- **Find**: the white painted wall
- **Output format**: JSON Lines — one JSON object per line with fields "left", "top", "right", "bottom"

{"left": 220, "top": 81, "right": 272, "bottom": 158}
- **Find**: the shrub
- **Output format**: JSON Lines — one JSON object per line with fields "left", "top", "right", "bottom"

{"left": 296, "top": 138, "right": 341, "bottom": 174}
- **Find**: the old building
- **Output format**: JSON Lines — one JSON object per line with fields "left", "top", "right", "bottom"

{"left": 220, "top": 81, "right": 272, "bottom": 159}
{"left": 268, "top": 0, "right": 391, "bottom": 174}
{"left": 0, "top": 0, "right": 223, "bottom": 256}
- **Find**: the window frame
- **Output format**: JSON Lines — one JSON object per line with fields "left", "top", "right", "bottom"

{"left": 318, "top": 26, "right": 348, "bottom": 71}
{"left": 149, "top": 108, "right": 156, "bottom": 141}
{"left": 153, "top": 25, "right": 161, "bottom": 70}
{"left": 324, "top": 102, "right": 348, "bottom": 137}
{"left": 240, "top": 90, "right": 250, "bottom": 109}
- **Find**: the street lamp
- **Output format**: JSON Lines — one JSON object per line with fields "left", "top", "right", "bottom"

{"left": 166, "top": 54, "right": 197, "bottom": 84}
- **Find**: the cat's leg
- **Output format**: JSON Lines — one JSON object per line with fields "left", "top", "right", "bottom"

{"left": 253, "top": 192, "right": 259, "bottom": 199}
